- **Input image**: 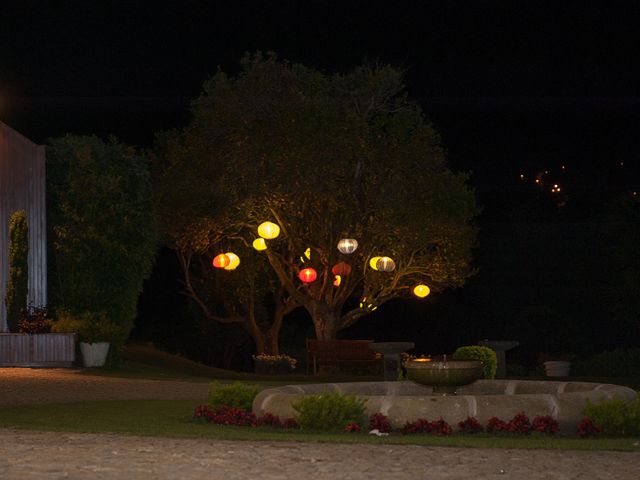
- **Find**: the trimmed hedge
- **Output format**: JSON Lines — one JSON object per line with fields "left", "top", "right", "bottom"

{"left": 452, "top": 345, "right": 497, "bottom": 379}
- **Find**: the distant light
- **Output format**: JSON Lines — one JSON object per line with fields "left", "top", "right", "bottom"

{"left": 620, "top": 162, "right": 624, "bottom": 166}
{"left": 519, "top": 174, "right": 525, "bottom": 179}
{"left": 561, "top": 165, "right": 566, "bottom": 170}
{"left": 535, "top": 179, "right": 540, "bottom": 184}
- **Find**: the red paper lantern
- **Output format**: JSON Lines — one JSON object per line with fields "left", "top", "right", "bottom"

{"left": 331, "top": 262, "right": 352, "bottom": 276}
{"left": 212, "top": 253, "right": 230, "bottom": 269}
{"left": 298, "top": 268, "right": 317, "bottom": 283}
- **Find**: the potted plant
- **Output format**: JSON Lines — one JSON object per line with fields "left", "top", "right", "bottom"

{"left": 51, "top": 311, "right": 120, "bottom": 367}
{"left": 252, "top": 354, "right": 297, "bottom": 374}
{"left": 539, "top": 353, "right": 574, "bottom": 377}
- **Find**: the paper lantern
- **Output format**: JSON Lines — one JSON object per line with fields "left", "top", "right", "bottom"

{"left": 369, "top": 256, "right": 382, "bottom": 270}
{"left": 331, "top": 262, "right": 352, "bottom": 276}
{"left": 258, "top": 221, "right": 280, "bottom": 239}
{"left": 376, "top": 256, "right": 396, "bottom": 272}
{"left": 300, "top": 247, "right": 311, "bottom": 263}
{"left": 337, "top": 238, "right": 358, "bottom": 254}
{"left": 252, "top": 238, "right": 267, "bottom": 251}
{"left": 224, "top": 252, "right": 240, "bottom": 271}
{"left": 298, "top": 268, "right": 317, "bottom": 283}
{"left": 333, "top": 275, "right": 342, "bottom": 287}
{"left": 212, "top": 253, "right": 230, "bottom": 269}
{"left": 413, "top": 284, "right": 431, "bottom": 298}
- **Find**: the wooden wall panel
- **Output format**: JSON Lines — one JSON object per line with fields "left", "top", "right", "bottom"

{"left": 0, "top": 122, "right": 47, "bottom": 332}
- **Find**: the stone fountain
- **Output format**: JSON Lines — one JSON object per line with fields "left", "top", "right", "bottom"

{"left": 253, "top": 365, "right": 637, "bottom": 434}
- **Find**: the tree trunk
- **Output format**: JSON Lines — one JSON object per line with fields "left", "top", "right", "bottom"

{"left": 308, "top": 303, "right": 340, "bottom": 340}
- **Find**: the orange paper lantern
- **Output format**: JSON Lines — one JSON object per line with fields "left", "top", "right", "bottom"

{"left": 298, "top": 268, "right": 317, "bottom": 283}
{"left": 212, "top": 253, "right": 230, "bottom": 269}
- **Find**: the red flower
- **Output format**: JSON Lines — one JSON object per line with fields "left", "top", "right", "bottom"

{"left": 486, "top": 416, "right": 509, "bottom": 433}
{"left": 532, "top": 415, "right": 559, "bottom": 434}
{"left": 458, "top": 416, "right": 484, "bottom": 433}
{"left": 344, "top": 422, "right": 361, "bottom": 433}
{"left": 430, "top": 418, "right": 452, "bottom": 436}
{"left": 507, "top": 412, "right": 531, "bottom": 434}
{"left": 577, "top": 417, "right": 601, "bottom": 438}
{"left": 257, "top": 412, "right": 282, "bottom": 428}
{"left": 402, "top": 418, "right": 432, "bottom": 434}
{"left": 369, "top": 413, "right": 393, "bottom": 433}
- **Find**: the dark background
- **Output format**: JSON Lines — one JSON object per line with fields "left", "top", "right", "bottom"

{"left": 2, "top": 1, "right": 639, "bottom": 370}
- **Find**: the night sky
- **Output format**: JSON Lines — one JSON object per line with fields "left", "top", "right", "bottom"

{"left": 3, "top": 1, "right": 639, "bottom": 195}
{"left": 2, "top": 1, "right": 639, "bottom": 362}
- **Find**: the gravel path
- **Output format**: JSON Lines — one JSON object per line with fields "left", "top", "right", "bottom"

{"left": 1, "top": 368, "right": 640, "bottom": 479}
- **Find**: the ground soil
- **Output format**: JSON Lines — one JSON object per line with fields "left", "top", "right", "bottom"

{"left": 1, "top": 368, "right": 639, "bottom": 479}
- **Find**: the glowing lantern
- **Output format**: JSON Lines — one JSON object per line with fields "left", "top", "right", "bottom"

{"left": 252, "top": 238, "right": 267, "bottom": 251}
{"left": 331, "top": 262, "right": 352, "bottom": 276}
{"left": 333, "top": 275, "right": 342, "bottom": 287}
{"left": 337, "top": 238, "right": 358, "bottom": 254}
{"left": 300, "top": 247, "right": 311, "bottom": 263}
{"left": 413, "top": 284, "right": 431, "bottom": 298}
{"left": 298, "top": 268, "right": 317, "bottom": 283}
{"left": 258, "top": 221, "right": 280, "bottom": 239}
{"left": 224, "top": 252, "right": 240, "bottom": 271}
{"left": 212, "top": 253, "right": 230, "bottom": 269}
{"left": 369, "top": 256, "right": 382, "bottom": 270}
{"left": 376, "top": 256, "right": 396, "bottom": 272}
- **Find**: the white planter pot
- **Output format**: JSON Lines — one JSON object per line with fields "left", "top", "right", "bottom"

{"left": 80, "top": 342, "right": 110, "bottom": 367}
{"left": 543, "top": 360, "right": 571, "bottom": 377}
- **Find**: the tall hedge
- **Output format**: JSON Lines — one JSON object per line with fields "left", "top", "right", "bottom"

{"left": 5, "top": 210, "right": 28, "bottom": 332}
{"left": 46, "top": 135, "right": 157, "bottom": 363}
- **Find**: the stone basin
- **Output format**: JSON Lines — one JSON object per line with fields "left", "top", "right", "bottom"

{"left": 252, "top": 379, "right": 637, "bottom": 434}
{"left": 406, "top": 359, "right": 483, "bottom": 392}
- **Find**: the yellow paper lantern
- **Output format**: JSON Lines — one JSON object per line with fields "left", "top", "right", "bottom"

{"left": 413, "top": 284, "right": 431, "bottom": 298}
{"left": 224, "top": 252, "right": 240, "bottom": 271}
{"left": 376, "top": 256, "right": 396, "bottom": 272}
{"left": 337, "top": 238, "right": 358, "bottom": 254}
{"left": 252, "top": 238, "right": 267, "bottom": 251}
{"left": 333, "top": 275, "right": 342, "bottom": 287}
{"left": 369, "top": 256, "right": 382, "bottom": 270}
{"left": 258, "top": 221, "right": 280, "bottom": 239}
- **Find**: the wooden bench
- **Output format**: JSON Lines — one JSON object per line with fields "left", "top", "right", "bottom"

{"left": 306, "top": 339, "right": 381, "bottom": 374}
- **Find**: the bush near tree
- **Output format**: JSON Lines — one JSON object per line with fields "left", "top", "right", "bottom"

{"left": 46, "top": 135, "right": 157, "bottom": 363}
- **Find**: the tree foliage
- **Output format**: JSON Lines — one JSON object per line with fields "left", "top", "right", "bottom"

{"left": 5, "top": 210, "right": 28, "bottom": 332}
{"left": 156, "top": 53, "right": 477, "bottom": 342}
{"left": 47, "top": 135, "right": 157, "bottom": 361}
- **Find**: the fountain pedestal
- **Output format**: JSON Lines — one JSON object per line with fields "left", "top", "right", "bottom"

{"left": 371, "top": 342, "right": 415, "bottom": 381}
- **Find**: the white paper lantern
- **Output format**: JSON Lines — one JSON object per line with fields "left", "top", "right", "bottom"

{"left": 337, "top": 238, "right": 358, "bottom": 254}
{"left": 376, "top": 256, "right": 396, "bottom": 272}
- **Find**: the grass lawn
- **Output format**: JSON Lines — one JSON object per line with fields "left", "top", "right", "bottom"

{"left": 0, "top": 399, "right": 639, "bottom": 451}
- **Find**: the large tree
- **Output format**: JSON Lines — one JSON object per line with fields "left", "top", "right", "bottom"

{"left": 156, "top": 53, "right": 477, "bottom": 343}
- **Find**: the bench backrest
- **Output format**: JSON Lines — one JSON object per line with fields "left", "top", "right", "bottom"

{"left": 306, "top": 339, "right": 376, "bottom": 361}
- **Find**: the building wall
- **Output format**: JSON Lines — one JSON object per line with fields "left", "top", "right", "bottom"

{"left": 0, "top": 122, "right": 47, "bottom": 331}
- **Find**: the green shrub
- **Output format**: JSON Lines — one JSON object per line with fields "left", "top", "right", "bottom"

{"left": 572, "top": 349, "right": 640, "bottom": 377}
{"left": 5, "top": 210, "right": 28, "bottom": 332}
{"left": 582, "top": 396, "right": 640, "bottom": 436}
{"left": 293, "top": 392, "right": 367, "bottom": 431}
{"left": 207, "top": 382, "right": 260, "bottom": 411}
{"left": 51, "top": 311, "right": 122, "bottom": 343}
{"left": 452, "top": 346, "right": 497, "bottom": 379}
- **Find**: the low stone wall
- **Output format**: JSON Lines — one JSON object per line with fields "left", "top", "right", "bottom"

{"left": 252, "top": 380, "right": 638, "bottom": 434}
